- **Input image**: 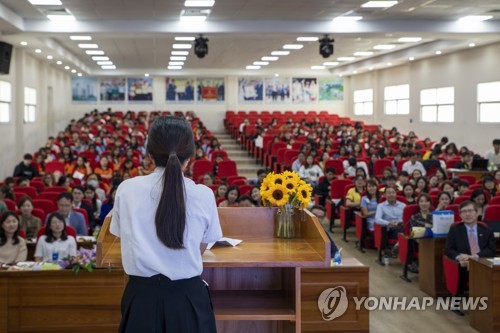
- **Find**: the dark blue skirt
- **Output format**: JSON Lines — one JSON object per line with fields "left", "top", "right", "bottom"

{"left": 118, "top": 274, "right": 217, "bottom": 333}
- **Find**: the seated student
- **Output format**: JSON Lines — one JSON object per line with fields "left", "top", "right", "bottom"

{"left": 298, "top": 155, "right": 324, "bottom": 188}
{"left": 212, "top": 154, "right": 224, "bottom": 176}
{"left": 455, "top": 151, "right": 473, "bottom": 170}
{"left": 120, "top": 159, "right": 138, "bottom": 178}
{"left": 455, "top": 180, "right": 470, "bottom": 197}
{"left": 380, "top": 167, "right": 394, "bottom": 185}
{"left": 360, "top": 180, "right": 380, "bottom": 232}
{"left": 218, "top": 185, "right": 240, "bottom": 207}
{"left": 380, "top": 175, "right": 400, "bottom": 192}
{"left": 0, "top": 212, "right": 27, "bottom": 265}
{"left": 402, "top": 152, "right": 427, "bottom": 176}
{"left": 402, "top": 183, "right": 416, "bottom": 205}
{"left": 47, "top": 192, "right": 87, "bottom": 236}
{"left": 72, "top": 185, "right": 95, "bottom": 228}
{"left": 42, "top": 173, "right": 55, "bottom": 188}
{"left": 35, "top": 212, "right": 77, "bottom": 262}
{"left": 345, "top": 176, "right": 365, "bottom": 212}
{"left": 494, "top": 170, "right": 500, "bottom": 191}
{"left": 94, "top": 156, "right": 114, "bottom": 180}
{"left": 409, "top": 193, "right": 433, "bottom": 230}
{"left": 86, "top": 173, "right": 107, "bottom": 202}
{"left": 445, "top": 200, "right": 496, "bottom": 295}
{"left": 470, "top": 189, "right": 488, "bottom": 221}
{"left": 482, "top": 176, "right": 497, "bottom": 197}
{"left": 414, "top": 176, "right": 429, "bottom": 195}
{"left": 99, "top": 186, "right": 117, "bottom": 222}
{"left": 13, "top": 153, "right": 39, "bottom": 180}
{"left": 392, "top": 152, "right": 403, "bottom": 173}
{"left": 238, "top": 195, "right": 255, "bottom": 207}
{"left": 247, "top": 169, "right": 268, "bottom": 187}
{"left": 69, "top": 156, "right": 93, "bottom": 180}
{"left": 16, "top": 177, "right": 30, "bottom": 187}
{"left": 375, "top": 186, "right": 406, "bottom": 238}
{"left": 214, "top": 183, "right": 228, "bottom": 200}
{"left": 441, "top": 181, "right": 456, "bottom": 201}
{"left": 396, "top": 171, "right": 410, "bottom": 189}
{"left": 315, "top": 167, "right": 336, "bottom": 207}
{"left": 343, "top": 157, "right": 369, "bottom": 178}
{"left": 202, "top": 173, "right": 216, "bottom": 186}
{"left": 310, "top": 205, "right": 338, "bottom": 256}
{"left": 291, "top": 151, "right": 306, "bottom": 173}
{"left": 436, "top": 192, "right": 452, "bottom": 211}
{"left": 18, "top": 197, "right": 42, "bottom": 239}
{"left": 250, "top": 186, "right": 262, "bottom": 207}
{"left": 434, "top": 167, "right": 448, "bottom": 184}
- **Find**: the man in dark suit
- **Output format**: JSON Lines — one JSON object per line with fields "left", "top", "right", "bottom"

{"left": 445, "top": 200, "right": 496, "bottom": 299}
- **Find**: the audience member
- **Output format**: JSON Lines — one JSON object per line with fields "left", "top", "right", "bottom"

{"left": 299, "top": 155, "right": 324, "bottom": 188}
{"left": 99, "top": 186, "right": 117, "bottom": 222}
{"left": 13, "top": 154, "right": 39, "bottom": 180}
{"left": 375, "top": 186, "right": 406, "bottom": 238}
{"left": 291, "top": 152, "right": 306, "bottom": 173}
{"left": 238, "top": 195, "right": 255, "bottom": 207}
{"left": 402, "top": 152, "right": 426, "bottom": 176}
{"left": 18, "top": 196, "right": 42, "bottom": 239}
{"left": 360, "top": 180, "right": 380, "bottom": 231}
{"left": 470, "top": 189, "right": 487, "bottom": 221}
{"left": 250, "top": 186, "right": 262, "bottom": 207}
{"left": 0, "top": 212, "right": 27, "bottom": 264}
{"left": 485, "top": 139, "right": 500, "bottom": 168}
{"left": 47, "top": 192, "right": 87, "bottom": 236}
{"left": 35, "top": 212, "right": 77, "bottom": 262}
{"left": 436, "top": 192, "right": 452, "bottom": 211}
{"left": 218, "top": 185, "right": 240, "bottom": 207}
{"left": 402, "top": 183, "right": 416, "bottom": 204}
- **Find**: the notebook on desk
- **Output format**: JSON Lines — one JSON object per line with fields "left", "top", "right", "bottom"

{"left": 471, "top": 159, "right": 488, "bottom": 170}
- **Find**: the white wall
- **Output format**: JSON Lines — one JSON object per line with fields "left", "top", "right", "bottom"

{"left": 0, "top": 47, "right": 71, "bottom": 179}
{"left": 346, "top": 42, "right": 500, "bottom": 155}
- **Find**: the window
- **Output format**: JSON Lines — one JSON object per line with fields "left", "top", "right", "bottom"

{"left": 24, "top": 87, "right": 37, "bottom": 123}
{"left": 353, "top": 89, "right": 373, "bottom": 115}
{"left": 384, "top": 84, "right": 409, "bottom": 115}
{"left": 0, "top": 80, "right": 11, "bottom": 123}
{"left": 478, "top": 81, "right": 500, "bottom": 123}
{"left": 420, "top": 87, "right": 454, "bottom": 123}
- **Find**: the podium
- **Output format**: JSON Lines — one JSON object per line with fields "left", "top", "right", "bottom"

{"left": 97, "top": 207, "right": 369, "bottom": 332}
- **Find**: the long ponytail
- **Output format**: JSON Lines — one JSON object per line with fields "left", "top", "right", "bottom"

{"left": 147, "top": 116, "right": 195, "bottom": 249}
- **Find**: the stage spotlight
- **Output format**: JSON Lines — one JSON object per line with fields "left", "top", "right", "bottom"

{"left": 319, "top": 35, "right": 335, "bottom": 58}
{"left": 194, "top": 35, "right": 209, "bottom": 58}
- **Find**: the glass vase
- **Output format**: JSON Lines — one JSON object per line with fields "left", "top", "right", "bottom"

{"left": 276, "top": 204, "right": 296, "bottom": 239}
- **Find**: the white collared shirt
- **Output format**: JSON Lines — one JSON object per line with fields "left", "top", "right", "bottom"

{"left": 110, "top": 168, "right": 223, "bottom": 280}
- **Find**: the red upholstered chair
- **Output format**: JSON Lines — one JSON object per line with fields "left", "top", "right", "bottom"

{"left": 44, "top": 161, "right": 65, "bottom": 174}
{"left": 453, "top": 196, "right": 469, "bottom": 206}
{"left": 192, "top": 160, "right": 213, "bottom": 183}
{"left": 72, "top": 208, "right": 89, "bottom": 231}
{"left": 32, "top": 199, "right": 57, "bottom": 216}
{"left": 19, "top": 229, "right": 26, "bottom": 238}
{"left": 398, "top": 204, "right": 420, "bottom": 282}
{"left": 443, "top": 255, "right": 461, "bottom": 296}
{"left": 373, "top": 159, "right": 392, "bottom": 177}
{"left": 239, "top": 185, "right": 253, "bottom": 195}
{"left": 226, "top": 175, "right": 247, "bottom": 186}
{"left": 30, "top": 181, "right": 45, "bottom": 193}
{"left": 484, "top": 205, "right": 500, "bottom": 226}
{"left": 325, "top": 179, "right": 352, "bottom": 232}
{"left": 13, "top": 186, "right": 37, "bottom": 199}
{"left": 217, "top": 160, "right": 238, "bottom": 179}
{"left": 354, "top": 212, "right": 368, "bottom": 252}
{"left": 37, "top": 192, "right": 60, "bottom": 205}
{"left": 37, "top": 226, "right": 77, "bottom": 240}
{"left": 45, "top": 186, "right": 68, "bottom": 193}
{"left": 216, "top": 197, "right": 226, "bottom": 207}
{"left": 1, "top": 199, "right": 16, "bottom": 211}
{"left": 457, "top": 175, "right": 476, "bottom": 185}
{"left": 339, "top": 184, "right": 355, "bottom": 242}
{"left": 489, "top": 197, "right": 500, "bottom": 205}
{"left": 282, "top": 150, "right": 299, "bottom": 172}
{"left": 231, "top": 179, "right": 247, "bottom": 186}
{"left": 15, "top": 208, "right": 46, "bottom": 226}
{"left": 324, "top": 160, "right": 345, "bottom": 176}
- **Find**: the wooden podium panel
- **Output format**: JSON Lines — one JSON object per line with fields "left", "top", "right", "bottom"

{"left": 419, "top": 238, "right": 449, "bottom": 297}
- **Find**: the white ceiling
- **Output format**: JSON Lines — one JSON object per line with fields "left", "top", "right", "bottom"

{"left": 0, "top": 0, "right": 500, "bottom": 76}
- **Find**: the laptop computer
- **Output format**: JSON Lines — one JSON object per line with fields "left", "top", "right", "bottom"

{"left": 471, "top": 159, "right": 488, "bottom": 170}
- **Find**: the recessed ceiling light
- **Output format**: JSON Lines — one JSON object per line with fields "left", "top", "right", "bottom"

{"left": 184, "top": 0, "right": 215, "bottom": 7}
{"left": 46, "top": 55, "right": 53, "bottom": 60}
{"left": 70, "top": 36, "right": 92, "bottom": 41}
{"left": 323, "top": 62, "right": 339, "bottom": 66}
{"left": 338, "top": 57, "right": 355, "bottom": 61}
{"left": 435, "top": 50, "right": 442, "bottom": 55}
{"left": 169, "top": 61, "right": 184, "bottom": 66}
{"left": 92, "top": 56, "right": 109, "bottom": 61}
{"left": 361, "top": 1, "right": 398, "bottom": 8}
{"left": 283, "top": 44, "right": 303, "bottom": 50}
{"left": 78, "top": 44, "right": 98, "bottom": 49}
{"left": 246, "top": 65, "right": 261, "bottom": 70}
{"left": 262, "top": 56, "right": 278, "bottom": 61}
{"left": 458, "top": 15, "right": 492, "bottom": 22}
{"left": 168, "top": 66, "right": 182, "bottom": 70}
{"left": 64, "top": 66, "right": 70, "bottom": 69}
{"left": 373, "top": 44, "right": 396, "bottom": 50}
{"left": 271, "top": 51, "right": 290, "bottom": 56}
{"left": 101, "top": 65, "right": 116, "bottom": 69}
{"left": 275, "top": 74, "right": 279, "bottom": 77}
{"left": 469, "top": 43, "right": 476, "bottom": 47}
{"left": 172, "top": 44, "right": 192, "bottom": 49}
{"left": 56, "top": 61, "right": 62, "bottom": 65}
{"left": 47, "top": 14, "right": 76, "bottom": 21}
{"left": 409, "top": 57, "right": 415, "bottom": 61}
{"left": 86, "top": 50, "right": 105, "bottom": 55}
{"left": 71, "top": 69, "right": 77, "bottom": 73}
{"left": 253, "top": 61, "right": 269, "bottom": 66}
{"left": 175, "top": 37, "right": 195, "bottom": 41}
{"left": 20, "top": 41, "right": 28, "bottom": 46}
{"left": 180, "top": 15, "right": 207, "bottom": 22}
{"left": 77, "top": 73, "right": 82, "bottom": 77}
{"left": 387, "top": 62, "right": 392, "bottom": 66}
{"left": 311, "top": 66, "right": 326, "bottom": 70}
{"left": 353, "top": 70, "right": 358, "bottom": 74}
{"left": 398, "top": 37, "right": 422, "bottom": 43}
{"left": 354, "top": 51, "right": 373, "bottom": 56}
{"left": 170, "top": 56, "right": 187, "bottom": 61}
{"left": 35, "top": 49, "right": 42, "bottom": 53}
{"left": 339, "top": 74, "right": 343, "bottom": 77}
{"left": 28, "top": 0, "right": 62, "bottom": 5}
{"left": 333, "top": 16, "right": 363, "bottom": 22}
{"left": 172, "top": 51, "right": 189, "bottom": 56}
{"left": 97, "top": 61, "right": 113, "bottom": 65}
{"left": 297, "top": 37, "right": 319, "bottom": 42}
{"left": 144, "top": 73, "right": 150, "bottom": 77}
{"left": 369, "top": 67, "right": 374, "bottom": 70}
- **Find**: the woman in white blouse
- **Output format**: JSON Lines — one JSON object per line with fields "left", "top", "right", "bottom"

{"left": 299, "top": 154, "right": 324, "bottom": 188}
{"left": 34, "top": 212, "right": 77, "bottom": 262}
{"left": 110, "top": 116, "right": 222, "bottom": 333}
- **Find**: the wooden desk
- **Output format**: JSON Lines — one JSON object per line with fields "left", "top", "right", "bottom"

{"left": 447, "top": 169, "right": 490, "bottom": 181}
{"left": 419, "top": 238, "right": 449, "bottom": 297}
{"left": 26, "top": 240, "right": 96, "bottom": 261}
{"left": 469, "top": 258, "right": 500, "bottom": 333}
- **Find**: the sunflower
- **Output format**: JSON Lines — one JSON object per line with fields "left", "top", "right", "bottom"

{"left": 282, "top": 170, "right": 301, "bottom": 184}
{"left": 283, "top": 178, "right": 298, "bottom": 193}
{"left": 296, "top": 183, "right": 313, "bottom": 208}
{"left": 260, "top": 176, "right": 273, "bottom": 193}
{"left": 272, "top": 174, "right": 286, "bottom": 186}
{"left": 266, "top": 184, "right": 290, "bottom": 206}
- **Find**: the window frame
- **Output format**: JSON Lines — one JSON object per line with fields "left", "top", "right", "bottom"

{"left": 353, "top": 88, "right": 373, "bottom": 116}
{"left": 24, "top": 86, "right": 37, "bottom": 123}
{"left": 477, "top": 81, "right": 500, "bottom": 123}
{"left": 384, "top": 84, "right": 410, "bottom": 115}
{"left": 420, "top": 86, "right": 455, "bottom": 123}
{"left": 0, "top": 80, "right": 12, "bottom": 123}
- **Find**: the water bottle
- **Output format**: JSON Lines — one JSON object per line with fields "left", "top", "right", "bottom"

{"left": 52, "top": 249, "right": 59, "bottom": 263}
{"left": 333, "top": 248, "right": 343, "bottom": 265}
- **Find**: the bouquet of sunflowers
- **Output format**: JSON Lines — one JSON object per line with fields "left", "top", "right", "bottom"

{"left": 260, "top": 171, "right": 313, "bottom": 238}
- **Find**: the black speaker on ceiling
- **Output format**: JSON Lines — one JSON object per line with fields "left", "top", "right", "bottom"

{"left": 0, "top": 42, "right": 12, "bottom": 75}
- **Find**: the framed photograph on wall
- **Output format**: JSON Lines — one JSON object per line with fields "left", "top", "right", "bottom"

{"left": 292, "top": 77, "right": 318, "bottom": 103}
{"left": 197, "top": 77, "right": 225, "bottom": 102}
{"left": 238, "top": 77, "right": 263, "bottom": 102}
{"left": 128, "top": 77, "right": 153, "bottom": 102}
{"left": 99, "top": 77, "right": 126, "bottom": 101}
{"left": 264, "top": 77, "right": 290, "bottom": 103}
{"left": 72, "top": 77, "right": 98, "bottom": 102}
{"left": 166, "top": 77, "right": 195, "bottom": 102}
{"left": 319, "top": 78, "right": 344, "bottom": 101}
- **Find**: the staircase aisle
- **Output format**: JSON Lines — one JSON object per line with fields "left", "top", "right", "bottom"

{"left": 214, "top": 132, "right": 261, "bottom": 180}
